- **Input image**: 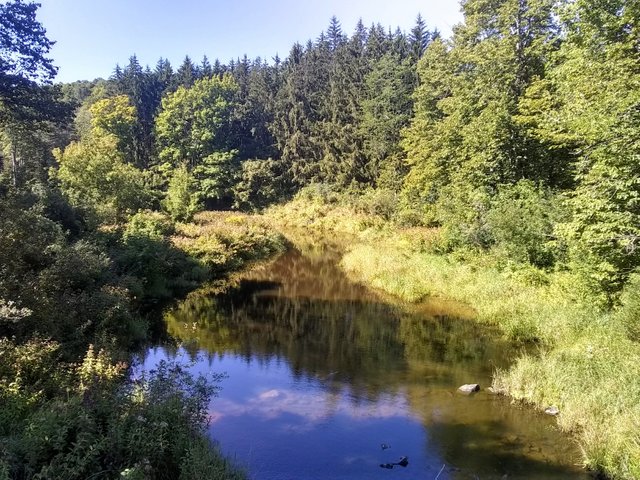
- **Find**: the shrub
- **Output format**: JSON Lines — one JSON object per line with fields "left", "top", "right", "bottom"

{"left": 486, "top": 180, "right": 564, "bottom": 268}
{"left": 124, "top": 211, "right": 175, "bottom": 241}
{"left": 354, "top": 188, "right": 399, "bottom": 221}
{"left": 0, "top": 339, "right": 240, "bottom": 480}
{"left": 162, "top": 165, "right": 201, "bottom": 222}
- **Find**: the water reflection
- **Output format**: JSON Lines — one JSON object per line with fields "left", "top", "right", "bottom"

{"left": 144, "top": 239, "right": 590, "bottom": 479}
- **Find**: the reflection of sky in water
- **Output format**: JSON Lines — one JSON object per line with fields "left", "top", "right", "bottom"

{"left": 142, "top": 244, "right": 591, "bottom": 479}
{"left": 141, "top": 347, "right": 589, "bottom": 480}
{"left": 143, "top": 347, "right": 446, "bottom": 480}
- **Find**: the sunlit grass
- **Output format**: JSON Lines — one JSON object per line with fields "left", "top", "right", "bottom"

{"left": 172, "top": 211, "right": 286, "bottom": 272}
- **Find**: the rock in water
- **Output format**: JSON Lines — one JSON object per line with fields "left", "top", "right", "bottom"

{"left": 545, "top": 405, "right": 560, "bottom": 416}
{"left": 458, "top": 384, "right": 480, "bottom": 394}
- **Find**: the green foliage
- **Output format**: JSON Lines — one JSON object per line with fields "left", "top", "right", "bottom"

{"left": 233, "top": 158, "right": 291, "bottom": 211}
{"left": 360, "top": 53, "right": 413, "bottom": 187}
{"left": 434, "top": 186, "right": 493, "bottom": 251}
{"left": 0, "top": 0, "right": 58, "bottom": 125}
{"left": 172, "top": 212, "right": 286, "bottom": 274}
{"left": 192, "top": 150, "right": 238, "bottom": 205}
{"left": 0, "top": 340, "right": 239, "bottom": 480}
{"left": 52, "top": 135, "right": 151, "bottom": 226}
{"left": 89, "top": 95, "right": 136, "bottom": 158}
{"left": 161, "top": 164, "right": 201, "bottom": 222}
{"left": 0, "top": 338, "right": 64, "bottom": 434}
{"left": 616, "top": 273, "right": 640, "bottom": 342}
{"left": 486, "top": 181, "right": 564, "bottom": 267}
{"left": 155, "top": 75, "right": 238, "bottom": 165}
{"left": 116, "top": 210, "right": 203, "bottom": 302}
{"left": 353, "top": 188, "right": 400, "bottom": 221}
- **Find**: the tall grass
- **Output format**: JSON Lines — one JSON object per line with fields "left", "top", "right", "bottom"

{"left": 342, "top": 240, "right": 640, "bottom": 478}
{"left": 172, "top": 211, "right": 286, "bottom": 273}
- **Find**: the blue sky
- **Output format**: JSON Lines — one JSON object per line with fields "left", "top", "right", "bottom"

{"left": 36, "top": 0, "right": 463, "bottom": 83}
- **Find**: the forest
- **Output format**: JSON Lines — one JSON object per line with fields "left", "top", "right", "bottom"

{"left": 1, "top": 0, "right": 639, "bottom": 478}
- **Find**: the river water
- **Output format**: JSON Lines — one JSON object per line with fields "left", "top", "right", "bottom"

{"left": 142, "top": 237, "right": 590, "bottom": 479}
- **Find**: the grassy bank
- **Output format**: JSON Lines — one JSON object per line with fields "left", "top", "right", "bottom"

{"left": 1, "top": 206, "right": 285, "bottom": 480}
{"left": 266, "top": 194, "right": 640, "bottom": 479}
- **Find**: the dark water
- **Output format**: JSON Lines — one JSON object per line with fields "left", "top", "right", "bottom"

{"left": 142, "top": 238, "right": 590, "bottom": 479}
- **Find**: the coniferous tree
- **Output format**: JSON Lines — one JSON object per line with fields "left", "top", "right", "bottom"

{"left": 327, "top": 16, "right": 346, "bottom": 51}
{"left": 175, "top": 55, "right": 196, "bottom": 88}
{"left": 409, "top": 13, "right": 430, "bottom": 62}
{"left": 360, "top": 52, "right": 413, "bottom": 189}
{"left": 271, "top": 42, "right": 322, "bottom": 185}
{"left": 200, "top": 55, "right": 213, "bottom": 78}
{"left": 365, "top": 23, "right": 389, "bottom": 63}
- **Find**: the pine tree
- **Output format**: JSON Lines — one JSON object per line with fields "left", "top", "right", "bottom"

{"left": 175, "top": 55, "right": 196, "bottom": 88}
{"left": 409, "top": 13, "right": 430, "bottom": 62}
{"left": 200, "top": 55, "right": 213, "bottom": 78}
{"left": 327, "top": 16, "right": 345, "bottom": 51}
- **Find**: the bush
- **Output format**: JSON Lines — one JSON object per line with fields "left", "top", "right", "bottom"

{"left": 354, "top": 188, "right": 399, "bottom": 221}
{"left": 162, "top": 165, "right": 201, "bottom": 222}
{"left": 0, "top": 343, "right": 238, "bottom": 480}
{"left": 116, "top": 212, "right": 202, "bottom": 303}
{"left": 486, "top": 181, "right": 564, "bottom": 268}
{"left": 434, "top": 185, "right": 493, "bottom": 252}
{"left": 124, "top": 211, "right": 175, "bottom": 241}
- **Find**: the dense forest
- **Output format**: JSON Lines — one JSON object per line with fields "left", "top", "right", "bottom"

{"left": 1, "top": 0, "right": 639, "bottom": 478}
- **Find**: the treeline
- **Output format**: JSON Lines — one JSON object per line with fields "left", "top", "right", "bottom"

{"left": 49, "top": 15, "right": 431, "bottom": 218}
{"left": 36, "top": 0, "right": 636, "bottom": 304}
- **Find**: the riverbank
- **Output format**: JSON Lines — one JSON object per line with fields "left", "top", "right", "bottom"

{"left": 0, "top": 209, "right": 285, "bottom": 480}
{"left": 265, "top": 194, "right": 640, "bottom": 479}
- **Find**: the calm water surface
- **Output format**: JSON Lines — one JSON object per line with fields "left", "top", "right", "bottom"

{"left": 142, "top": 238, "right": 590, "bottom": 479}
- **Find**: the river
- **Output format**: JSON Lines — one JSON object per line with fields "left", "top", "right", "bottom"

{"left": 140, "top": 236, "right": 590, "bottom": 479}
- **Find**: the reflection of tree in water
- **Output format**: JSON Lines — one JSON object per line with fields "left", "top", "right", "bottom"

{"left": 164, "top": 244, "right": 510, "bottom": 399}
{"left": 160, "top": 240, "right": 587, "bottom": 479}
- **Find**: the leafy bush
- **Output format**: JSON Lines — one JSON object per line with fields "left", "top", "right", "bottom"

{"left": 124, "top": 210, "right": 175, "bottom": 240}
{"left": 162, "top": 165, "right": 201, "bottom": 222}
{"left": 486, "top": 180, "right": 564, "bottom": 267}
{"left": 115, "top": 211, "right": 203, "bottom": 303}
{"left": 434, "top": 185, "right": 493, "bottom": 252}
{"left": 354, "top": 188, "right": 399, "bottom": 221}
{"left": 0, "top": 341, "right": 239, "bottom": 480}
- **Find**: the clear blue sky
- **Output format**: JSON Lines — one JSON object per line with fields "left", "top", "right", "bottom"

{"left": 36, "top": 0, "right": 463, "bottom": 83}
